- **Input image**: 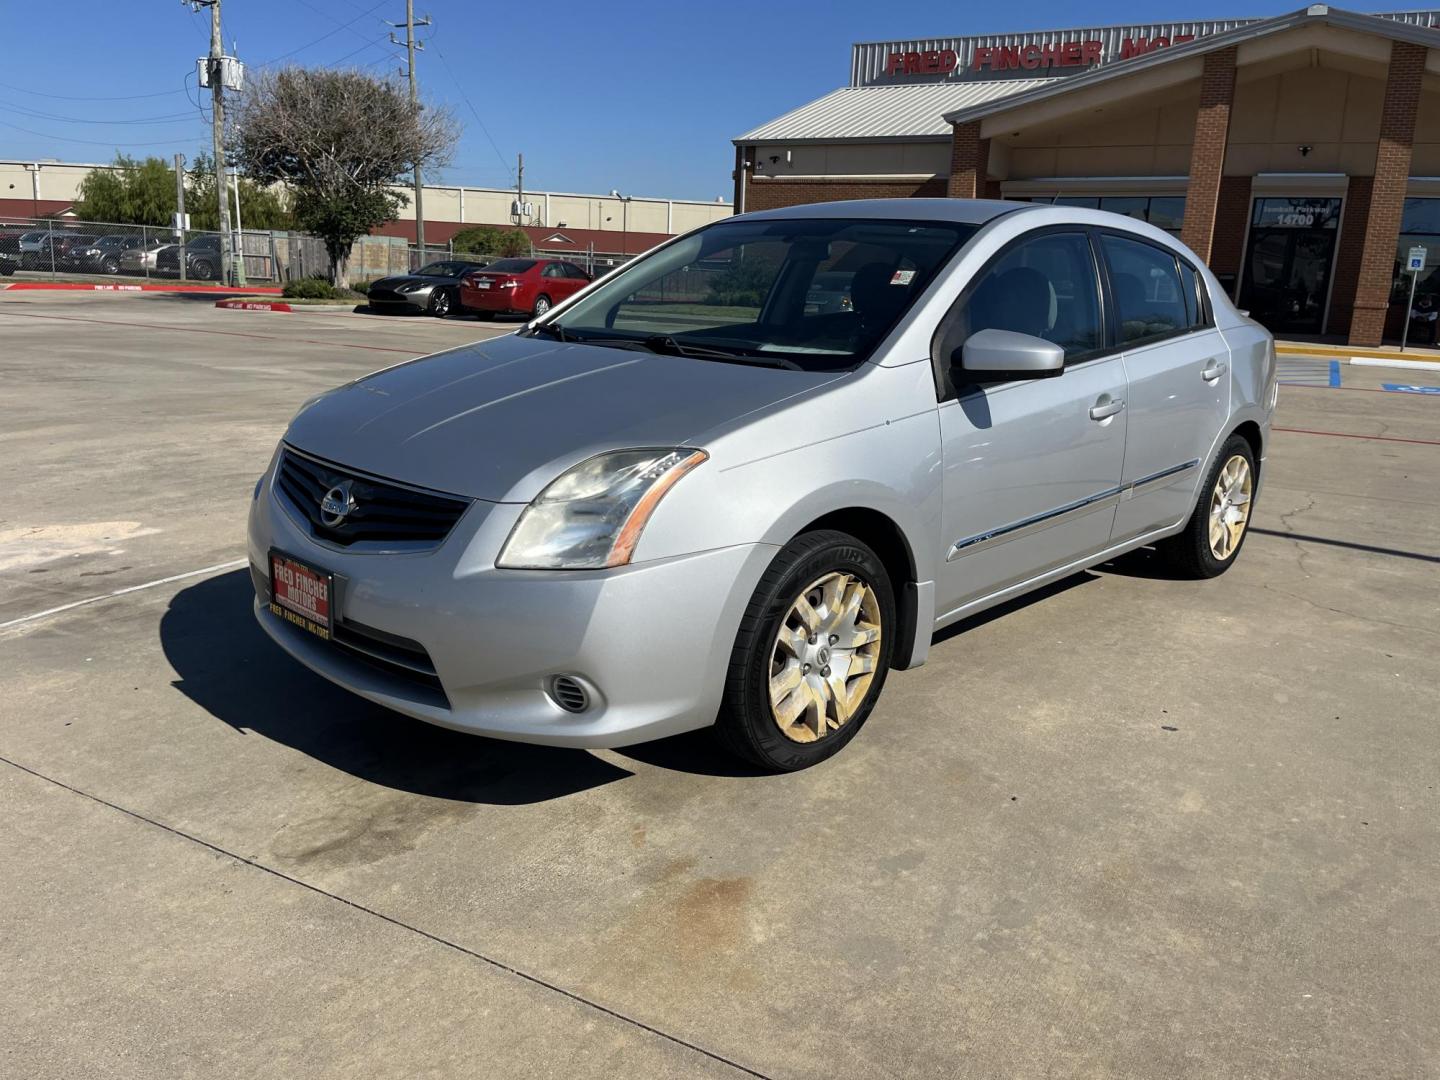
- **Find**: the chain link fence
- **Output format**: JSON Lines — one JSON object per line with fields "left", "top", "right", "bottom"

{"left": 0, "top": 216, "right": 329, "bottom": 286}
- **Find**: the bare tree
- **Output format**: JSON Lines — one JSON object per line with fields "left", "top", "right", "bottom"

{"left": 232, "top": 67, "right": 456, "bottom": 288}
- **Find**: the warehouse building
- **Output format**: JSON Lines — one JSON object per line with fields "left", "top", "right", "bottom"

{"left": 0, "top": 160, "right": 730, "bottom": 258}
{"left": 734, "top": 6, "right": 1440, "bottom": 345}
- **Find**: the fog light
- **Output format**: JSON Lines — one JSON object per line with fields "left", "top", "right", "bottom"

{"left": 547, "top": 675, "right": 589, "bottom": 713}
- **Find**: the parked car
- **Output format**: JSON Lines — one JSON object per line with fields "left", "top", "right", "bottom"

{"left": 120, "top": 239, "right": 179, "bottom": 276}
{"left": 365, "top": 258, "right": 491, "bottom": 317}
{"left": 458, "top": 257, "right": 591, "bottom": 319}
{"left": 52, "top": 233, "right": 100, "bottom": 270}
{"left": 156, "top": 235, "right": 222, "bottom": 280}
{"left": 71, "top": 234, "right": 148, "bottom": 275}
{"left": 249, "top": 199, "right": 1276, "bottom": 772}
{"left": 0, "top": 250, "right": 16, "bottom": 276}
{"left": 17, "top": 231, "right": 52, "bottom": 269}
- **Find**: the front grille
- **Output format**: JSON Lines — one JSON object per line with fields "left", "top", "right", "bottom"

{"left": 332, "top": 619, "right": 448, "bottom": 703}
{"left": 275, "top": 448, "right": 470, "bottom": 548}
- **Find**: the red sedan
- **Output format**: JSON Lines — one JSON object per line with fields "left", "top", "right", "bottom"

{"left": 458, "top": 258, "right": 592, "bottom": 319}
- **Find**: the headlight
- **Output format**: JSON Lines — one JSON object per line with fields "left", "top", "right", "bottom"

{"left": 497, "top": 448, "right": 707, "bottom": 570}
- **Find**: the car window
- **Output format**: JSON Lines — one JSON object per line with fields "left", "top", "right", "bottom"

{"left": 542, "top": 263, "right": 564, "bottom": 278}
{"left": 486, "top": 258, "right": 536, "bottom": 274}
{"left": 1101, "top": 234, "right": 1189, "bottom": 345}
{"left": 1178, "top": 260, "right": 1206, "bottom": 328}
{"left": 956, "top": 231, "right": 1102, "bottom": 362}
{"left": 564, "top": 263, "right": 588, "bottom": 280}
{"left": 549, "top": 217, "right": 974, "bottom": 372}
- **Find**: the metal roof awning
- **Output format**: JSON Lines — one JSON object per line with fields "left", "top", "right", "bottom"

{"left": 734, "top": 80, "right": 1060, "bottom": 145}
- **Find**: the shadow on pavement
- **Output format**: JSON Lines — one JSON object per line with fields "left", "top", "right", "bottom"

{"left": 931, "top": 570, "right": 1098, "bottom": 648}
{"left": 160, "top": 570, "right": 635, "bottom": 805}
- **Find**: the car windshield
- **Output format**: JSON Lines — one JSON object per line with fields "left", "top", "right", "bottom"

{"left": 483, "top": 258, "right": 536, "bottom": 274}
{"left": 415, "top": 262, "right": 470, "bottom": 276}
{"left": 534, "top": 217, "right": 975, "bottom": 371}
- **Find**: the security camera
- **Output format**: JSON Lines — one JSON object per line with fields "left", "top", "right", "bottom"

{"left": 1298, "top": 145, "right": 1313, "bottom": 156}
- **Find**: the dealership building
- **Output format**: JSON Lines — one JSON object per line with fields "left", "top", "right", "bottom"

{"left": 734, "top": 6, "right": 1440, "bottom": 345}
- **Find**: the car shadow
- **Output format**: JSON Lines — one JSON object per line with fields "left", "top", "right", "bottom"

{"left": 930, "top": 570, "right": 1098, "bottom": 649}
{"left": 160, "top": 570, "right": 636, "bottom": 805}
{"left": 1090, "top": 545, "right": 1177, "bottom": 580}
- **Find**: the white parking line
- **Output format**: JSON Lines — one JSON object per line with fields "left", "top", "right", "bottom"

{"left": 0, "top": 558, "right": 246, "bottom": 632}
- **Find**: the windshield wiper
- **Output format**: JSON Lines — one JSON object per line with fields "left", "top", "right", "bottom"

{"left": 641, "top": 335, "right": 802, "bottom": 371}
{"left": 529, "top": 321, "right": 571, "bottom": 342}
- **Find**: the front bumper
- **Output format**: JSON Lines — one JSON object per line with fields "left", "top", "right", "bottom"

{"left": 247, "top": 457, "right": 774, "bottom": 748}
{"left": 366, "top": 288, "right": 431, "bottom": 312}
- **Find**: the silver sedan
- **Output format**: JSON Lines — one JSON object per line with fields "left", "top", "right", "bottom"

{"left": 249, "top": 199, "right": 1275, "bottom": 771}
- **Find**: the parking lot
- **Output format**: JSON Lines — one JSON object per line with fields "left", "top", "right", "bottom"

{"left": 2, "top": 291, "right": 1437, "bottom": 1078}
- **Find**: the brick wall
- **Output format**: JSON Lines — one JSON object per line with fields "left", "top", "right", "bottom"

{"left": 1349, "top": 40, "right": 1427, "bottom": 345}
{"left": 1208, "top": 174, "right": 1252, "bottom": 291}
{"left": 1325, "top": 175, "right": 1374, "bottom": 338}
{"left": 1180, "top": 47, "right": 1238, "bottom": 263}
{"left": 744, "top": 175, "right": 947, "bottom": 212}
{"left": 947, "top": 122, "right": 989, "bottom": 199}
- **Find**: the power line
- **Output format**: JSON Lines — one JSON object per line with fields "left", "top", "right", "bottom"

{"left": 0, "top": 79, "right": 188, "bottom": 102}
{"left": 1, "top": 101, "right": 201, "bottom": 125}
{"left": 432, "top": 44, "right": 513, "bottom": 183}
{"left": 260, "top": 0, "right": 390, "bottom": 64}
{"left": 0, "top": 118, "right": 190, "bottom": 148}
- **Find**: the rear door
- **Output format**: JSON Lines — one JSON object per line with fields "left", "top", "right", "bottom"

{"left": 935, "top": 228, "right": 1129, "bottom": 617}
{"left": 1098, "top": 232, "right": 1231, "bottom": 543}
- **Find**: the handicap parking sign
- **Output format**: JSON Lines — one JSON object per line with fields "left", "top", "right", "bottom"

{"left": 1409, "top": 246, "right": 1427, "bottom": 271}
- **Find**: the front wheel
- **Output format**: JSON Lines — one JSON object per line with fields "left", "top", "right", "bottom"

{"left": 716, "top": 530, "right": 895, "bottom": 772}
{"left": 428, "top": 287, "right": 453, "bottom": 318}
{"left": 101, "top": 256, "right": 120, "bottom": 275}
{"left": 1157, "top": 434, "right": 1256, "bottom": 578}
{"left": 191, "top": 259, "right": 214, "bottom": 281}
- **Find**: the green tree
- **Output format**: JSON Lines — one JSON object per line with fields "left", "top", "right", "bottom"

{"left": 74, "top": 155, "right": 176, "bottom": 225}
{"left": 451, "top": 225, "right": 531, "bottom": 257}
{"left": 185, "top": 153, "right": 292, "bottom": 231}
{"left": 232, "top": 67, "right": 457, "bottom": 287}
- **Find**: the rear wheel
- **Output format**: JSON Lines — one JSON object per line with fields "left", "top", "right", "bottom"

{"left": 1157, "top": 435, "right": 1256, "bottom": 578}
{"left": 532, "top": 294, "right": 552, "bottom": 318}
{"left": 428, "top": 287, "right": 453, "bottom": 318}
{"left": 716, "top": 530, "right": 895, "bottom": 772}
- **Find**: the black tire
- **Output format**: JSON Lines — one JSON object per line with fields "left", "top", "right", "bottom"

{"left": 428, "top": 287, "right": 453, "bottom": 318}
{"left": 101, "top": 256, "right": 120, "bottom": 275}
{"left": 0, "top": 262, "right": 14, "bottom": 277}
{"left": 191, "top": 258, "right": 214, "bottom": 281}
{"left": 532, "top": 294, "right": 552, "bottom": 318}
{"left": 716, "top": 530, "right": 896, "bottom": 772}
{"left": 1156, "top": 434, "right": 1256, "bottom": 579}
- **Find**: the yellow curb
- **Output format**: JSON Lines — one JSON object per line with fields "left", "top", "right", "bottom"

{"left": 1275, "top": 341, "right": 1440, "bottom": 362}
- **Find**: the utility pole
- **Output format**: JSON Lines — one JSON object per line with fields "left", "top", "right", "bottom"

{"left": 516, "top": 153, "right": 524, "bottom": 224}
{"left": 390, "top": 3, "right": 430, "bottom": 257}
{"left": 199, "top": 0, "right": 232, "bottom": 284}
{"left": 174, "top": 153, "right": 187, "bottom": 282}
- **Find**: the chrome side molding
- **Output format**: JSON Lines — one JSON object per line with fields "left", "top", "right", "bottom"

{"left": 948, "top": 459, "right": 1200, "bottom": 560}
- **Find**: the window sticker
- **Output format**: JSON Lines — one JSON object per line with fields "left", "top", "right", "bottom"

{"left": 890, "top": 269, "right": 916, "bottom": 285}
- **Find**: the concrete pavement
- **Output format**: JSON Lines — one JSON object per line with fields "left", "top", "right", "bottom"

{"left": 2, "top": 292, "right": 1437, "bottom": 1078}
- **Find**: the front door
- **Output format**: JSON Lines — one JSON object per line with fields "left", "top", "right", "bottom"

{"left": 1239, "top": 197, "right": 1342, "bottom": 335}
{"left": 934, "top": 229, "right": 1128, "bottom": 620}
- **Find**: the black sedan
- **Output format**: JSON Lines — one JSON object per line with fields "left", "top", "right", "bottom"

{"left": 366, "top": 258, "right": 491, "bottom": 317}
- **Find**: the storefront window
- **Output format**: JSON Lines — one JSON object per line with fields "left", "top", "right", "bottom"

{"left": 1393, "top": 197, "right": 1440, "bottom": 306}
{"left": 1017, "top": 195, "right": 1186, "bottom": 236}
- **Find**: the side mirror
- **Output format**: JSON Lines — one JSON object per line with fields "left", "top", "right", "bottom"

{"left": 958, "top": 328, "right": 1064, "bottom": 380}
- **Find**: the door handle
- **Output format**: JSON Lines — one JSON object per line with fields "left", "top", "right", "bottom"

{"left": 1089, "top": 395, "right": 1125, "bottom": 421}
{"left": 1202, "top": 359, "right": 1228, "bottom": 381}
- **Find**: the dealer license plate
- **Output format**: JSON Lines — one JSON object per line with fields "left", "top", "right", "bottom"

{"left": 268, "top": 550, "right": 332, "bottom": 640}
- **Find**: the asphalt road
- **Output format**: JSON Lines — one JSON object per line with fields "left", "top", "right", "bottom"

{"left": 2, "top": 292, "right": 1437, "bottom": 1079}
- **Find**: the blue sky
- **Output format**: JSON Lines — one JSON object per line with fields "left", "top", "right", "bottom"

{"left": 0, "top": 0, "right": 1405, "bottom": 202}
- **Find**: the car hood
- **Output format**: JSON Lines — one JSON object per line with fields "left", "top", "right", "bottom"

{"left": 284, "top": 332, "right": 840, "bottom": 502}
{"left": 372, "top": 274, "right": 445, "bottom": 289}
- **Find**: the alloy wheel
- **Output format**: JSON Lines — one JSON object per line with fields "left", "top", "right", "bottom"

{"left": 1208, "top": 454, "right": 1253, "bottom": 561}
{"left": 534, "top": 296, "right": 551, "bottom": 316}
{"left": 432, "top": 289, "right": 451, "bottom": 316}
{"left": 768, "top": 570, "right": 882, "bottom": 743}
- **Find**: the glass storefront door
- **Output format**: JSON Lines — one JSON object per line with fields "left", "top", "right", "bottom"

{"left": 1239, "top": 197, "right": 1342, "bottom": 335}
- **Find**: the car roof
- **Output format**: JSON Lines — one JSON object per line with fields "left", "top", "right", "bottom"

{"left": 735, "top": 198, "right": 1037, "bottom": 226}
